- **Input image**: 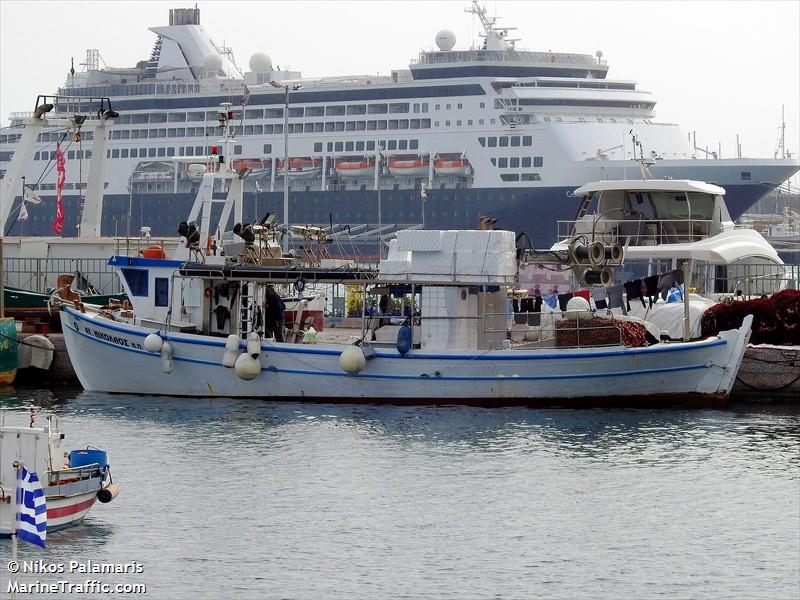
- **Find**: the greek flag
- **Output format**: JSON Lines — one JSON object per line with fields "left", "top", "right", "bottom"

{"left": 16, "top": 466, "right": 46, "bottom": 548}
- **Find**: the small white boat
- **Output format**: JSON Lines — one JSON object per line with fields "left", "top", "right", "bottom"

{"left": 0, "top": 412, "right": 119, "bottom": 538}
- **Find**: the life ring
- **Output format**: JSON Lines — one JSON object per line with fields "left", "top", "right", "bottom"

{"left": 204, "top": 287, "right": 213, "bottom": 298}
{"left": 294, "top": 278, "right": 306, "bottom": 294}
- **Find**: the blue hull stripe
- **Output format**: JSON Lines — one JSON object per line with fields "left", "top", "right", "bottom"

{"left": 65, "top": 315, "right": 714, "bottom": 382}
{"left": 65, "top": 307, "right": 726, "bottom": 361}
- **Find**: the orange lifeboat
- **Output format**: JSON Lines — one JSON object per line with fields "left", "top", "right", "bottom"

{"left": 334, "top": 159, "right": 374, "bottom": 178}
{"left": 387, "top": 157, "right": 430, "bottom": 177}
{"left": 277, "top": 158, "right": 322, "bottom": 179}
{"left": 141, "top": 245, "right": 166, "bottom": 259}
{"left": 434, "top": 157, "right": 471, "bottom": 177}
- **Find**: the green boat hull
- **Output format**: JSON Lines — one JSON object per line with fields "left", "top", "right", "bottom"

{"left": 3, "top": 286, "right": 127, "bottom": 312}
{"left": 0, "top": 317, "right": 17, "bottom": 385}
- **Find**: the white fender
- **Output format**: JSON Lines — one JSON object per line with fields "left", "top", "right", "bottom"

{"left": 161, "top": 341, "right": 173, "bottom": 374}
{"left": 247, "top": 332, "right": 261, "bottom": 358}
{"left": 222, "top": 334, "right": 240, "bottom": 368}
{"left": 339, "top": 346, "right": 366, "bottom": 374}
{"left": 143, "top": 333, "right": 164, "bottom": 353}
{"left": 234, "top": 353, "right": 261, "bottom": 380}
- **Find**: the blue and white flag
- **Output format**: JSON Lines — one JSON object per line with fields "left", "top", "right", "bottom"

{"left": 16, "top": 466, "right": 46, "bottom": 548}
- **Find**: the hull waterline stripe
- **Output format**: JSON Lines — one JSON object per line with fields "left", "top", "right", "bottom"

{"left": 47, "top": 497, "right": 97, "bottom": 519}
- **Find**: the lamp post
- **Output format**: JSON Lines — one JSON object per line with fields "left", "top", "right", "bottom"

{"left": 376, "top": 145, "right": 383, "bottom": 259}
{"left": 270, "top": 80, "right": 302, "bottom": 253}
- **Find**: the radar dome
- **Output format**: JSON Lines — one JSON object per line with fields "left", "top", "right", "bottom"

{"left": 249, "top": 52, "right": 272, "bottom": 73}
{"left": 435, "top": 30, "right": 456, "bottom": 51}
{"left": 202, "top": 53, "right": 223, "bottom": 75}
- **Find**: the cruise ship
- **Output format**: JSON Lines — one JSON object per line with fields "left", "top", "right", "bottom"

{"left": 1, "top": 3, "right": 798, "bottom": 247}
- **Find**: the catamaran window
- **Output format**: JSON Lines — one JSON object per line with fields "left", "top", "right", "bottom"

{"left": 389, "top": 103, "right": 409, "bottom": 114}
{"left": 409, "top": 139, "right": 418, "bottom": 149}
{"left": 368, "top": 104, "right": 388, "bottom": 114}
{"left": 313, "top": 123, "right": 324, "bottom": 132}
{"left": 410, "top": 119, "right": 420, "bottom": 129}
{"left": 521, "top": 173, "right": 541, "bottom": 181}
{"left": 176, "top": 128, "right": 186, "bottom": 137}
{"left": 306, "top": 106, "right": 324, "bottom": 117}
{"left": 740, "top": 171, "right": 751, "bottom": 181}
{"left": 274, "top": 124, "right": 283, "bottom": 134}
{"left": 345, "top": 142, "right": 354, "bottom": 151}
{"left": 488, "top": 137, "right": 497, "bottom": 147}
{"left": 157, "top": 148, "right": 166, "bottom": 157}
{"left": 335, "top": 122, "right": 345, "bottom": 132}
{"left": 398, "top": 120, "right": 409, "bottom": 129}
{"left": 264, "top": 125, "right": 274, "bottom": 134}
{"left": 388, "top": 140, "right": 397, "bottom": 150}
{"left": 377, "top": 121, "right": 387, "bottom": 130}
{"left": 303, "top": 124, "right": 313, "bottom": 133}
{"left": 111, "top": 149, "right": 120, "bottom": 158}
{"left": 522, "top": 136, "right": 533, "bottom": 147}
{"left": 312, "top": 142, "right": 322, "bottom": 153}
{"left": 325, "top": 123, "right": 335, "bottom": 132}
{"left": 501, "top": 173, "right": 520, "bottom": 182}
{"left": 356, "top": 141, "right": 365, "bottom": 151}
{"left": 335, "top": 142, "right": 343, "bottom": 152}
{"left": 498, "top": 157, "right": 508, "bottom": 168}
{"left": 166, "top": 147, "right": 175, "bottom": 157}
{"left": 288, "top": 107, "right": 304, "bottom": 118}
{"left": 510, "top": 157, "right": 520, "bottom": 168}
{"left": 158, "top": 129, "right": 167, "bottom": 138}
{"left": 522, "top": 157, "right": 531, "bottom": 168}
{"left": 356, "top": 122, "right": 366, "bottom": 131}
{"left": 367, "top": 121, "right": 377, "bottom": 130}
{"left": 122, "top": 149, "right": 130, "bottom": 158}
{"left": 346, "top": 121, "right": 356, "bottom": 131}
{"left": 264, "top": 108, "right": 283, "bottom": 118}
{"left": 121, "top": 269, "right": 148, "bottom": 297}
{"left": 533, "top": 157, "right": 543, "bottom": 167}
{"left": 167, "top": 128, "right": 176, "bottom": 137}
{"left": 326, "top": 106, "right": 346, "bottom": 116}
{"left": 510, "top": 136, "right": 520, "bottom": 147}
{"left": 366, "top": 141, "right": 376, "bottom": 151}
{"left": 195, "top": 146, "right": 203, "bottom": 155}
{"left": 399, "top": 140, "right": 408, "bottom": 150}
{"left": 499, "top": 137, "right": 509, "bottom": 147}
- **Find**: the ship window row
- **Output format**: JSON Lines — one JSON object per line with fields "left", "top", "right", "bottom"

{"left": 500, "top": 173, "right": 542, "bottom": 182}
{"left": 32, "top": 182, "right": 89, "bottom": 191}
{"left": 0, "top": 134, "right": 22, "bottom": 144}
{"left": 490, "top": 157, "right": 544, "bottom": 168}
{"left": 98, "top": 145, "right": 246, "bottom": 160}
{"left": 37, "top": 131, "right": 95, "bottom": 143}
{"left": 56, "top": 83, "right": 202, "bottom": 98}
{"left": 479, "top": 136, "right": 533, "bottom": 148}
{"left": 33, "top": 150, "right": 93, "bottom": 161}
{"left": 517, "top": 98, "right": 656, "bottom": 110}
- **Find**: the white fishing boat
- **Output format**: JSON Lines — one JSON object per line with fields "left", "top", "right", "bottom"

{"left": 0, "top": 412, "right": 119, "bottom": 537}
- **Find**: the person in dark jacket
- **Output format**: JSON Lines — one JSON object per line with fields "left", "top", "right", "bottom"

{"left": 264, "top": 285, "right": 285, "bottom": 342}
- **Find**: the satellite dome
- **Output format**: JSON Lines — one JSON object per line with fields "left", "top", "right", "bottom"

{"left": 202, "top": 53, "right": 223, "bottom": 75}
{"left": 435, "top": 30, "right": 456, "bottom": 51}
{"left": 249, "top": 52, "right": 272, "bottom": 73}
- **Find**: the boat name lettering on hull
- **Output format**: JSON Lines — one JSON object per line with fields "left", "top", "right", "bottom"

{"left": 84, "top": 327, "right": 142, "bottom": 350}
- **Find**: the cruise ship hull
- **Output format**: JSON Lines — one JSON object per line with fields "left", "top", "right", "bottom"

{"left": 2, "top": 180, "right": 785, "bottom": 248}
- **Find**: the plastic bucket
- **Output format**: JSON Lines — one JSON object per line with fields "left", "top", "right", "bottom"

{"left": 69, "top": 449, "right": 108, "bottom": 469}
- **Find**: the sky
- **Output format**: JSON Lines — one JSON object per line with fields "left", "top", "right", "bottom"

{"left": 1, "top": 0, "right": 798, "bottom": 173}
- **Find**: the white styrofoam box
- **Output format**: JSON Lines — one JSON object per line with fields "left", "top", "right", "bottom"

{"left": 385, "top": 238, "right": 412, "bottom": 262}
{"left": 453, "top": 230, "right": 516, "bottom": 254}
{"left": 396, "top": 230, "right": 443, "bottom": 252}
{"left": 379, "top": 260, "right": 411, "bottom": 276}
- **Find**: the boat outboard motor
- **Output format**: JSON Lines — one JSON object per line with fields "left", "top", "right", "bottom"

{"left": 233, "top": 222, "right": 256, "bottom": 244}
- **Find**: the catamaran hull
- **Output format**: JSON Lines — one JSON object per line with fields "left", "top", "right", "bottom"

{"left": 61, "top": 308, "right": 752, "bottom": 406}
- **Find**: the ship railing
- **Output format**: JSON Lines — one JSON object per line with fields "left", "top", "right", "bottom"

{"left": 557, "top": 218, "right": 715, "bottom": 245}
{"left": 1, "top": 256, "right": 122, "bottom": 295}
{"left": 49, "top": 463, "right": 104, "bottom": 485}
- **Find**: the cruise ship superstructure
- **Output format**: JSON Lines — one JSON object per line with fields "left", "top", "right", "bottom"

{"left": 1, "top": 3, "right": 798, "bottom": 246}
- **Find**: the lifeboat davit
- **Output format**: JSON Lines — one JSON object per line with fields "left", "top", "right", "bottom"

{"left": 278, "top": 158, "right": 322, "bottom": 179}
{"left": 434, "top": 157, "right": 470, "bottom": 177}
{"left": 334, "top": 159, "right": 374, "bottom": 178}
{"left": 231, "top": 158, "right": 271, "bottom": 178}
{"left": 388, "top": 157, "right": 430, "bottom": 177}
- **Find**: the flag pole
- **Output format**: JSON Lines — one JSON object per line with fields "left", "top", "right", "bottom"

{"left": 11, "top": 460, "right": 20, "bottom": 600}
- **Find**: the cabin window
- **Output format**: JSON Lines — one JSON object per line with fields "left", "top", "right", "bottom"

{"left": 288, "top": 107, "right": 304, "bottom": 118}
{"left": 398, "top": 140, "right": 408, "bottom": 150}
{"left": 533, "top": 157, "right": 543, "bottom": 167}
{"left": 522, "top": 157, "right": 531, "bottom": 168}
{"left": 168, "top": 112, "right": 186, "bottom": 122}
{"left": 122, "top": 269, "right": 148, "bottom": 297}
{"left": 264, "top": 108, "right": 283, "bottom": 118}
{"left": 347, "top": 104, "right": 367, "bottom": 115}
{"left": 326, "top": 105, "right": 346, "bottom": 116}
{"left": 335, "top": 142, "right": 343, "bottom": 151}
{"left": 740, "top": 171, "right": 751, "bottom": 181}
{"left": 122, "top": 149, "right": 130, "bottom": 158}
{"left": 498, "top": 157, "right": 508, "bottom": 168}
{"left": 366, "top": 141, "right": 376, "bottom": 151}
{"left": 306, "top": 106, "right": 324, "bottom": 117}
{"left": 326, "top": 142, "right": 334, "bottom": 152}
{"left": 112, "top": 149, "right": 120, "bottom": 158}
{"left": 154, "top": 277, "right": 169, "bottom": 307}
{"left": 388, "top": 140, "right": 397, "bottom": 150}
{"left": 510, "top": 136, "right": 520, "bottom": 147}
{"left": 500, "top": 173, "right": 520, "bottom": 182}
{"left": 356, "top": 141, "right": 365, "bottom": 151}
{"left": 389, "top": 103, "right": 409, "bottom": 114}
{"left": 131, "top": 149, "right": 138, "bottom": 158}
{"left": 487, "top": 137, "right": 497, "bottom": 147}
{"left": 314, "top": 142, "right": 322, "bottom": 152}
{"left": 499, "top": 137, "right": 509, "bottom": 147}
{"left": 510, "top": 157, "right": 520, "bottom": 168}
{"left": 521, "top": 173, "right": 541, "bottom": 181}
{"left": 368, "top": 104, "right": 388, "bottom": 114}
{"left": 345, "top": 141, "right": 354, "bottom": 151}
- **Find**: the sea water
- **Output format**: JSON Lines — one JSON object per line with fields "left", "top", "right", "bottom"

{"left": 1, "top": 389, "right": 798, "bottom": 599}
